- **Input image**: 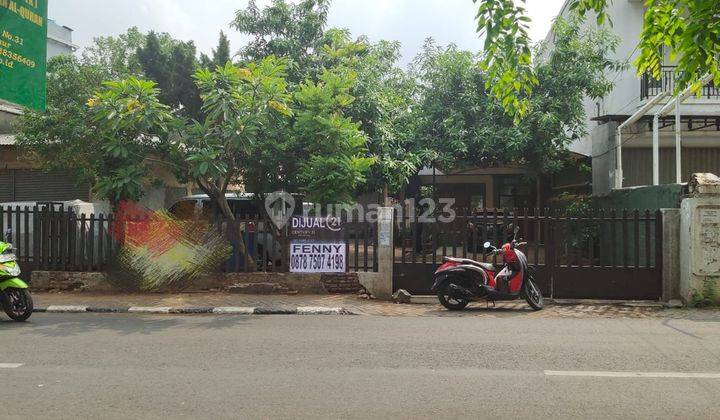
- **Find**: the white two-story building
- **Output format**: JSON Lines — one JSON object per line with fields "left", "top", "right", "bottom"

{"left": 548, "top": 0, "right": 720, "bottom": 196}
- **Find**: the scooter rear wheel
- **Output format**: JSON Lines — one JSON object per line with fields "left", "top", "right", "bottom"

{"left": 1, "top": 288, "right": 33, "bottom": 321}
{"left": 437, "top": 283, "right": 469, "bottom": 310}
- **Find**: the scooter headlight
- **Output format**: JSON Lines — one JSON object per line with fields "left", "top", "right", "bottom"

{"left": 2, "top": 262, "right": 20, "bottom": 276}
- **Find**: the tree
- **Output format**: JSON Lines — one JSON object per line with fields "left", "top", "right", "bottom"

{"left": 292, "top": 68, "right": 375, "bottom": 205}
{"left": 411, "top": 40, "right": 511, "bottom": 171}
{"left": 212, "top": 31, "right": 231, "bottom": 67}
{"left": 472, "top": 0, "right": 536, "bottom": 122}
{"left": 411, "top": 20, "right": 622, "bottom": 206}
{"left": 82, "top": 27, "right": 145, "bottom": 77}
{"left": 474, "top": 0, "right": 720, "bottom": 121}
{"left": 311, "top": 29, "right": 421, "bottom": 200}
{"left": 17, "top": 29, "right": 203, "bottom": 207}
{"left": 632, "top": 0, "right": 720, "bottom": 94}
{"left": 86, "top": 78, "right": 173, "bottom": 205}
{"left": 518, "top": 18, "right": 622, "bottom": 205}
{"left": 231, "top": 0, "right": 330, "bottom": 82}
{"left": 15, "top": 55, "right": 111, "bottom": 188}
{"left": 200, "top": 31, "right": 232, "bottom": 69}
{"left": 178, "top": 58, "right": 293, "bottom": 219}
{"left": 168, "top": 41, "right": 203, "bottom": 119}
{"left": 137, "top": 32, "right": 203, "bottom": 120}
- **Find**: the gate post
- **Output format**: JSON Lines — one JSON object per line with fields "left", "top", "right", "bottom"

{"left": 357, "top": 206, "right": 394, "bottom": 300}
{"left": 679, "top": 173, "right": 720, "bottom": 305}
{"left": 659, "top": 208, "right": 679, "bottom": 301}
{"left": 546, "top": 210, "right": 556, "bottom": 299}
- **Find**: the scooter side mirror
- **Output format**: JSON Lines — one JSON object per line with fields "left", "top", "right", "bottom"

{"left": 483, "top": 241, "right": 491, "bottom": 249}
{"left": 4, "top": 228, "right": 11, "bottom": 243}
{"left": 514, "top": 225, "right": 520, "bottom": 235}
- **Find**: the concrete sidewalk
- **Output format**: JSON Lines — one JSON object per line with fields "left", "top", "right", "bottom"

{"left": 30, "top": 292, "right": 720, "bottom": 319}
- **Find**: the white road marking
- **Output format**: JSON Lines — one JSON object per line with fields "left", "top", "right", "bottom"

{"left": 544, "top": 370, "right": 720, "bottom": 379}
{"left": 0, "top": 363, "right": 23, "bottom": 369}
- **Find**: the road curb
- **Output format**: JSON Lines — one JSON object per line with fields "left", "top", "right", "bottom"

{"left": 297, "top": 306, "right": 353, "bottom": 315}
{"left": 45, "top": 305, "right": 89, "bottom": 313}
{"left": 35, "top": 306, "right": 356, "bottom": 315}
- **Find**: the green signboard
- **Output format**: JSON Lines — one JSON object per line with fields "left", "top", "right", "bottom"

{"left": 0, "top": 0, "right": 48, "bottom": 111}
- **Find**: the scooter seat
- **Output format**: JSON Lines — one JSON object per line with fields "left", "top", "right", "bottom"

{"left": 443, "top": 256, "right": 495, "bottom": 271}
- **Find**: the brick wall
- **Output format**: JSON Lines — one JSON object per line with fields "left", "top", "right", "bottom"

{"left": 320, "top": 273, "right": 362, "bottom": 294}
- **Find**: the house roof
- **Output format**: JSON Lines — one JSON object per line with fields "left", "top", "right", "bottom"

{"left": 0, "top": 102, "right": 23, "bottom": 115}
{"left": 0, "top": 134, "right": 16, "bottom": 145}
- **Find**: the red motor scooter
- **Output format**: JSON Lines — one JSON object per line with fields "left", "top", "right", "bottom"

{"left": 431, "top": 226, "right": 543, "bottom": 311}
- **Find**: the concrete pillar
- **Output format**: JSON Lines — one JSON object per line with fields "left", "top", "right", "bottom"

{"left": 591, "top": 121, "right": 619, "bottom": 196}
{"left": 679, "top": 173, "right": 720, "bottom": 305}
{"left": 357, "top": 207, "right": 394, "bottom": 300}
{"left": 653, "top": 114, "right": 660, "bottom": 185}
{"left": 660, "top": 208, "right": 680, "bottom": 301}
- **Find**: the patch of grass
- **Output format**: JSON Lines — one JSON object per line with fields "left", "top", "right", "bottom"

{"left": 690, "top": 278, "right": 720, "bottom": 307}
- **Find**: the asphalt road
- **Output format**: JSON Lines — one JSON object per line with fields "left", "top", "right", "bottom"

{"left": 2, "top": 313, "right": 720, "bottom": 419}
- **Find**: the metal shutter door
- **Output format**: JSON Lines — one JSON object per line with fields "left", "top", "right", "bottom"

{"left": 13, "top": 169, "right": 90, "bottom": 201}
{"left": 0, "top": 170, "right": 13, "bottom": 201}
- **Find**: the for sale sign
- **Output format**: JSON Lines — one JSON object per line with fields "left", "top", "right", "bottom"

{"left": 289, "top": 216, "right": 346, "bottom": 273}
{"left": 289, "top": 242, "right": 346, "bottom": 273}
{"left": 0, "top": 0, "right": 48, "bottom": 110}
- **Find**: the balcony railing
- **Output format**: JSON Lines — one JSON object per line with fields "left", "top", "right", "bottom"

{"left": 640, "top": 65, "right": 720, "bottom": 100}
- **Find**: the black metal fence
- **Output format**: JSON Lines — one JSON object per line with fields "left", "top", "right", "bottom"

{"left": 0, "top": 207, "right": 378, "bottom": 274}
{"left": 394, "top": 208, "right": 663, "bottom": 299}
{"left": 641, "top": 65, "right": 720, "bottom": 100}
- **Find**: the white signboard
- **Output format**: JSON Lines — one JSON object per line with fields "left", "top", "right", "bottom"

{"left": 695, "top": 207, "right": 720, "bottom": 276}
{"left": 290, "top": 242, "right": 346, "bottom": 273}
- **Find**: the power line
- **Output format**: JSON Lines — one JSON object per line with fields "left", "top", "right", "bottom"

{"left": 590, "top": 130, "right": 642, "bottom": 159}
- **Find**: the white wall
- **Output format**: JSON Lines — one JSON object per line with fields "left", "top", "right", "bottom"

{"left": 548, "top": 0, "right": 646, "bottom": 156}
{"left": 46, "top": 19, "right": 76, "bottom": 59}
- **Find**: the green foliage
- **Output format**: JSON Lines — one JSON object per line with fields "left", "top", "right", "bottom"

{"left": 690, "top": 278, "right": 719, "bottom": 307}
{"left": 17, "top": 28, "right": 205, "bottom": 207}
{"left": 88, "top": 78, "right": 172, "bottom": 204}
{"left": 293, "top": 68, "right": 375, "bottom": 204}
{"left": 634, "top": 0, "right": 720, "bottom": 96}
{"left": 473, "top": 0, "right": 537, "bottom": 122}
{"left": 523, "top": 17, "right": 623, "bottom": 174}
{"left": 411, "top": 40, "right": 518, "bottom": 171}
{"left": 412, "top": 19, "right": 621, "bottom": 204}
{"left": 15, "top": 55, "right": 109, "bottom": 186}
{"left": 568, "top": 0, "right": 611, "bottom": 25}
{"left": 212, "top": 30, "right": 231, "bottom": 67}
{"left": 557, "top": 192, "right": 598, "bottom": 257}
{"left": 476, "top": 0, "right": 720, "bottom": 121}
{"left": 137, "top": 31, "right": 203, "bottom": 119}
{"left": 183, "top": 58, "right": 293, "bottom": 214}
{"left": 321, "top": 32, "right": 420, "bottom": 197}
{"left": 231, "top": 3, "right": 419, "bottom": 199}
{"left": 200, "top": 31, "right": 232, "bottom": 69}
{"left": 81, "top": 27, "right": 145, "bottom": 77}
{"left": 232, "top": 0, "right": 330, "bottom": 82}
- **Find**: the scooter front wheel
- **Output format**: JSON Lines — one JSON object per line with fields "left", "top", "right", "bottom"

{"left": 523, "top": 278, "right": 543, "bottom": 311}
{"left": 437, "top": 283, "right": 469, "bottom": 311}
{"left": 1, "top": 288, "right": 33, "bottom": 321}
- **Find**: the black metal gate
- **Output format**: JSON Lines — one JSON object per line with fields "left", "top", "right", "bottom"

{"left": 393, "top": 208, "right": 663, "bottom": 300}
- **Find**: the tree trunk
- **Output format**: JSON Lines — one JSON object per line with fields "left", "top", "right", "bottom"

{"left": 198, "top": 177, "right": 255, "bottom": 270}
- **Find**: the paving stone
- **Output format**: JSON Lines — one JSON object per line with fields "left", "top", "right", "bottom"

{"left": 29, "top": 292, "right": 720, "bottom": 320}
